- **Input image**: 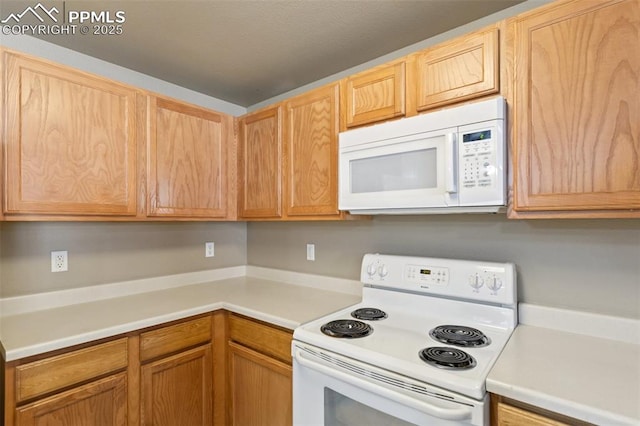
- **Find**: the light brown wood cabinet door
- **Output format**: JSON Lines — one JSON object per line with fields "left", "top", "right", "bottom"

{"left": 147, "top": 96, "right": 232, "bottom": 218}
{"left": 3, "top": 52, "right": 137, "bottom": 216}
{"left": 512, "top": 0, "right": 640, "bottom": 215}
{"left": 238, "top": 106, "right": 283, "bottom": 218}
{"left": 413, "top": 27, "right": 499, "bottom": 112}
{"left": 342, "top": 62, "right": 405, "bottom": 128}
{"left": 15, "top": 373, "right": 127, "bottom": 426}
{"left": 228, "top": 342, "right": 292, "bottom": 426}
{"left": 283, "top": 83, "right": 340, "bottom": 217}
{"left": 140, "top": 345, "right": 213, "bottom": 426}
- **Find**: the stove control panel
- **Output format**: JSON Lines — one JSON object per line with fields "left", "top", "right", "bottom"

{"left": 361, "top": 253, "right": 516, "bottom": 306}
{"left": 405, "top": 265, "right": 449, "bottom": 286}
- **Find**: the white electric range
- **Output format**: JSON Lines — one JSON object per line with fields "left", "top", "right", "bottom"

{"left": 292, "top": 253, "right": 517, "bottom": 426}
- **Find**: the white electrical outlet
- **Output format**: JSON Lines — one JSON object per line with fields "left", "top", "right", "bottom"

{"left": 51, "top": 250, "right": 68, "bottom": 272}
{"left": 306, "top": 243, "right": 315, "bottom": 261}
{"left": 205, "top": 242, "right": 215, "bottom": 258}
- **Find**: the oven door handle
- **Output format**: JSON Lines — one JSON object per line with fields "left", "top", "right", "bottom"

{"left": 294, "top": 348, "right": 472, "bottom": 421}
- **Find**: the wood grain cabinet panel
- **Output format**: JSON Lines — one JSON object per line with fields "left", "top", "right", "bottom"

{"left": 511, "top": 0, "right": 640, "bottom": 217}
{"left": 283, "top": 83, "right": 340, "bottom": 217}
{"left": 15, "top": 373, "right": 127, "bottom": 426}
{"left": 15, "top": 338, "right": 128, "bottom": 402}
{"left": 139, "top": 316, "right": 211, "bottom": 362}
{"left": 141, "top": 345, "right": 213, "bottom": 426}
{"left": 147, "top": 96, "right": 233, "bottom": 218}
{"left": 229, "top": 314, "right": 293, "bottom": 364}
{"left": 228, "top": 342, "right": 292, "bottom": 426}
{"left": 490, "top": 395, "right": 591, "bottom": 426}
{"left": 3, "top": 51, "right": 137, "bottom": 216}
{"left": 495, "top": 403, "right": 569, "bottom": 426}
{"left": 342, "top": 62, "right": 405, "bottom": 128}
{"left": 238, "top": 106, "right": 283, "bottom": 218}
{"left": 413, "top": 27, "right": 499, "bottom": 112}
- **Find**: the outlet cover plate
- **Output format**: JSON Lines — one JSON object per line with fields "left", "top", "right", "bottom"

{"left": 205, "top": 242, "right": 215, "bottom": 258}
{"left": 51, "top": 250, "right": 68, "bottom": 272}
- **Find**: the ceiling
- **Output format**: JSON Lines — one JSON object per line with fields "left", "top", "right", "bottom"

{"left": 2, "top": 1, "right": 524, "bottom": 107}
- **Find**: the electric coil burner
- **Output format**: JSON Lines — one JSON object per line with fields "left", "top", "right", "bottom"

{"left": 350, "top": 307, "right": 387, "bottom": 321}
{"left": 293, "top": 253, "right": 517, "bottom": 426}
{"left": 429, "top": 325, "right": 491, "bottom": 348}
{"left": 320, "top": 319, "right": 373, "bottom": 338}
{"left": 419, "top": 347, "right": 477, "bottom": 370}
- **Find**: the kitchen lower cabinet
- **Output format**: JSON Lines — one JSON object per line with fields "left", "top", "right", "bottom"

{"left": 139, "top": 316, "right": 214, "bottom": 426}
{"left": 3, "top": 338, "right": 129, "bottom": 426}
{"left": 141, "top": 345, "right": 213, "bottom": 426}
{"left": 228, "top": 342, "right": 292, "bottom": 426}
{"left": 15, "top": 373, "right": 127, "bottom": 426}
{"left": 491, "top": 395, "right": 591, "bottom": 426}
{"left": 510, "top": 0, "right": 640, "bottom": 218}
{"left": 2, "top": 311, "right": 295, "bottom": 426}
{"left": 227, "top": 313, "right": 293, "bottom": 426}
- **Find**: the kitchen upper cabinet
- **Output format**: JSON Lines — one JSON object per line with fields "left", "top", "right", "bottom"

{"left": 227, "top": 314, "right": 293, "bottom": 426}
{"left": 340, "top": 61, "right": 406, "bottom": 129}
{"left": 238, "top": 106, "right": 282, "bottom": 218}
{"left": 283, "top": 83, "right": 341, "bottom": 218}
{"left": 510, "top": 0, "right": 640, "bottom": 218}
{"left": 2, "top": 50, "right": 138, "bottom": 218}
{"left": 146, "top": 96, "right": 235, "bottom": 219}
{"left": 410, "top": 27, "right": 499, "bottom": 113}
{"left": 4, "top": 338, "right": 129, "bottom": 426}
{"left": 139, "top": 316, "right": 214, "bottom": 426}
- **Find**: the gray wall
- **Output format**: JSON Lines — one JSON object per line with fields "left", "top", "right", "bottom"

{"left": 0, "top": 222, "right": 247, "bottom": 298}
{"left": 248, "top": 216, "right": 640, "bottom": 319}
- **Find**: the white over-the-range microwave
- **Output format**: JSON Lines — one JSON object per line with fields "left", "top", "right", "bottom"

{"left": 338, "top": 96, "right": 506, "bottom": 214}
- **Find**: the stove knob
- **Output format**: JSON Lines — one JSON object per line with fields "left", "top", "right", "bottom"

{"left": 366, "top": 263, "right": 377, "bottom": 277}
{"left": 377, "top": 264, "right": 389, "bottom": 278}
{"left": 468, "top": 274, "right": 484, "bottom": 291}
{"left": 488, "top": 276, "right": 503, "bottom": 292}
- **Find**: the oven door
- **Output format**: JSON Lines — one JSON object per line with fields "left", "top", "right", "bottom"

{"left": 293, "top": 341, "right": 487, "bottom": 426}
{"left": 338, "top": 127, "right": 459, "bottom": 212}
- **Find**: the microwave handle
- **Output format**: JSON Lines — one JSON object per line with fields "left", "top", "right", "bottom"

{"left": 445, "top": 133, "right": 458, "bottom": 194}
{"left": 294, "top": 347, "right": 472, "bottom": 421}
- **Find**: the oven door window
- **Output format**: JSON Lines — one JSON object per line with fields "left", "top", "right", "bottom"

{"left": 324, "top": 387, "right": 416, "bottom": 426}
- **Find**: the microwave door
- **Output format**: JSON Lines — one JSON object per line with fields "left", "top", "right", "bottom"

{"left": 339, "top": 128, "right": 459, "bottom": 211}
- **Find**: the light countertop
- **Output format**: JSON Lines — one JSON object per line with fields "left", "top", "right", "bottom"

{"left": 3, "top": 271, "right": 639, "bottom": 426}
{"left": 0, "top": 275, "right": 361, "bottom": 361}
{"left": 488, "top": 324, "right": 640, "bottom": 425}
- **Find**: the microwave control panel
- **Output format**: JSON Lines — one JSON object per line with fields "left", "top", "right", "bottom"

{"left": 461, "top": 128, "right": 496, "bottom": 189}
{"left": 458, "top": 120, "right": 505, "bottom": 206}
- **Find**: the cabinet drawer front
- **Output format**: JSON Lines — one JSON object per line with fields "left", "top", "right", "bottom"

{"left": 16, "top": 372, "right": 127, "bottom": 426}
{"left": 497, "top": 402, "right": 569, "bottom": 426}
{"left": 15, "top": 338, "right": 128, "bottom": 402}
{"left": 140, "top": 316, "right": 212, "bottom": 362}
{"left": 228, "top": 314, "right": 293, "bottom": 364}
